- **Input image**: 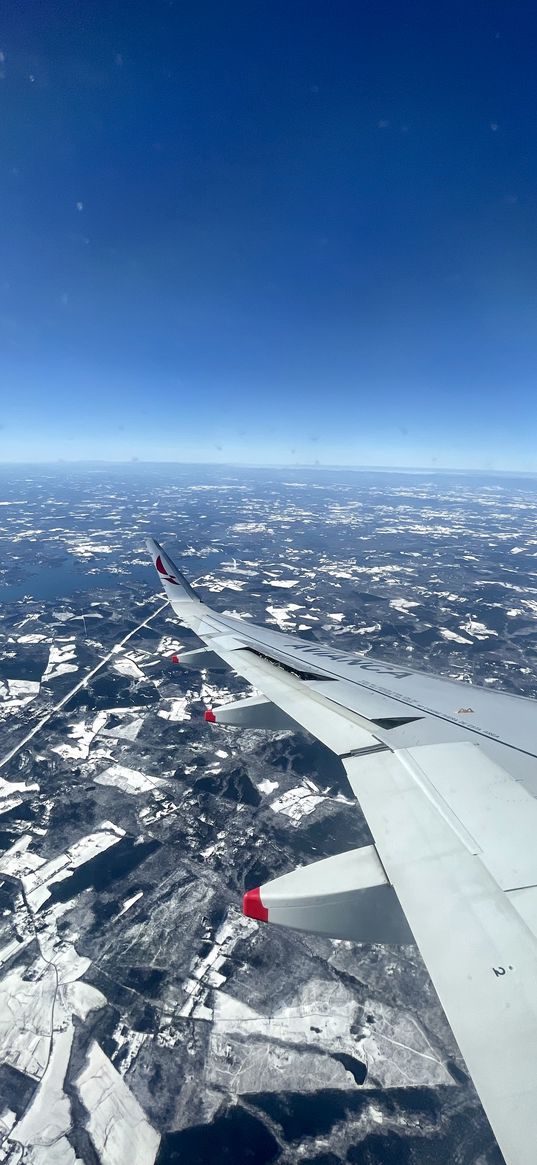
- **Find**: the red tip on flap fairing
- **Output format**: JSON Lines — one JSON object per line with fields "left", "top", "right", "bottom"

{"left": 243, "top": 887, "right": 269, "bottom": 922}
{"left": 204, "top": 709, "right": 216, "bottom": 723}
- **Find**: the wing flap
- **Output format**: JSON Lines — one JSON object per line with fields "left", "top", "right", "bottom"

{"left": 345, "top": 747, "right": 537, "bottom": 1165}
{"left": 400, "top": 741, "right": 537, "bottom": 890}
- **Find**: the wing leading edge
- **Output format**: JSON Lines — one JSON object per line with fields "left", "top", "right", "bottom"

{"left": 147, "top": 538, "right": 537, "bottom": 1165}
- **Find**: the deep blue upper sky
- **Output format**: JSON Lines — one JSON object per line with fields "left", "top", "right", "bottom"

{"left": 2, "top": 1, "right": 537, "bottom": 468}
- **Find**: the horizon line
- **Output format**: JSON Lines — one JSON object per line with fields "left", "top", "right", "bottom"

{"left": 0, "top": 458, "right": 536, "bottom": 478}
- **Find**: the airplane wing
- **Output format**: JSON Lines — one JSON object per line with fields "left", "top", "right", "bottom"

{"left": 147, "top": 537, "right": 537, "bottom": 1165}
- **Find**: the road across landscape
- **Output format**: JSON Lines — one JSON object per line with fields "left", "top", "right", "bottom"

{"left": 0, "top": 599, "right": 168, "bottom": 773}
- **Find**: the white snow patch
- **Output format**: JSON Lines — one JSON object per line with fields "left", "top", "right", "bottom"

{"left": 231, "top": 522, "right": 271, "bottom": 533}
{"left": 100, "top": 711, "right": 144, "bottom": 741}
{"left": 257, "top": 779, "right": 280, "bottom": 795}
{"left": 112, "top": 655, "right": 146, "bottom": 680}
{"left": 179, "top": 911, "right": 255, "bottom": 1022}
{"left": 264, "top": 579, "right": 299, "bottom": 589}
{"left": 8, "top": 1025, "right": 80, "bottom": 1165}
{"left": 0, "top": 775, "right": 39, "bottom": 817}
{"left": 95, "top": 764, "right": 166, "bottom": 795}
{"left": 22, "top": 823, "right": 125, "bottom": 911}
{"left": 117, "top": 890, "right": 144, "bottom": 918}
{"left": 43, "top": 639, "right": 78, "bottom": 682}
{"left": 52, "top": 711, "right": 108, "bottom": 761}
{"left": 75, "top": 1041, "right": 160, "bottom": 1165}
{"left": 460, "top": 619, "right": 498, "bottom": 639}
{"left": 157, "top": 636, "right": 184, "bottom": 657}
{"left": 0, "top": 900, "right": 105, "bottom": 1085}
{"left": 157, "top": 697, "right": 191, "bottom": 722}
{"left": 0, "top": 834, "right": 45, "bottom": 879}
{"left": 270, "top": 784, "right": 325, "bottom": 824}
{"left": 0, "top": 677, "right": 40, "bottom": 713}
{"left": 266, "top": 603, "right": 303, "bottom": 630}
{"left": 7, "top": 679, "right": 39, "bottom": 698}
{"left": 389, "top": 598, "right": 420, "bottom": 614}
{"left": 439, "top": 628, "right": 473, "bottom": 645}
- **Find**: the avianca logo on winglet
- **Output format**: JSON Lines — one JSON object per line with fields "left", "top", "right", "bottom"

{"left": 155, "top": 554, "right": 178, "bottom": 585}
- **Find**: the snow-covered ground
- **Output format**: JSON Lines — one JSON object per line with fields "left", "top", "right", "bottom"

{"left": 157, "top": 635, "right": 184, "bottom": 657}
{"left": 116, "top": 889, "right": 144, "bottom": 918}
{"left": 209, "top": 979, "right": 453, "bottom": 1094}
{"left": 7, "top": 823, "right": 126, "bottom": 910}
{"left": 257, "top": 778, "right": 280, "bottom": 795}
{"left": 112, "top": 655, "right": 146, "bottom": 680}
{"left": 0, "top": 834, "right": 45, "bottom": 879}
{"left": 0, "top": 678, "right": 40, "bottom": 714}
{"left": 52, "top": 711, "right": 108, "bottom": 761}
{"left": 359, "top": 996, "right": 453, "bottom": 1089}
{"left": 42, "top": 639, "right": 78, "bottom": 682}
{"left": 157, "top": 696, "right": 191, "bottom": 721}
{"left": 109, "top": 1020, "right": 147, "bottom": 1076}
{"left": 439, "top": 628, "right": 473, "bottom": 645}
{"left": 75, "top": 1041, "right": 160, "bottom": 1165}
{"left": 0, "top": 962, "right": 59, "bottom": 1079}
{"left": 460, "top": 618, "right": 498, "bottom": 639}
{"left": 390, "top": 598, "right": 421, "bottom": 614}
{"left": 265, "top": 602, "right": 304, "bottom": 630}
{"left": 178, "top": 910, "right": 256, "bottom": 1023}
{"left": 270, "top": 782, "right": 325, "bottom": 823}
{"left": 199, "top": 575, "right": 248, "bottom": 593}
{"left": 0, "top": 774, "right": 39, "bottom": 816}
{"left": 100, "top": 710, "right": 144, "bottom": 741}
{"left": 0, "top": 897, "right": 105, "bottom": 1085}
{"left": 8, "top": 1025, "right": 81, "bottom": 1165}
{"left": 95, "top": 764, "right": 167, "bottom": 795}
{"left": 264, "top": 578, "right": 299, "bottom": 589}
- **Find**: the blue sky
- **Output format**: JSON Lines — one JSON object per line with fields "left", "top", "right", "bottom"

{"left": 2, "top": 1, "right": 537, "bottom": 469}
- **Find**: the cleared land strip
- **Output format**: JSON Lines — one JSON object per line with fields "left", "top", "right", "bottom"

{"left": 0, "top": 599, "right": 168, "bottom": 772}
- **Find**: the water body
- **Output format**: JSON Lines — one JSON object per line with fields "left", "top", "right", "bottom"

{"left": 0, "top": 552, "right": 224, "bottom": 604}
{"left": 332, "top": 1052, "right": 367, "bottom": 1086}
{"left": 157, "top": 1106, "right": 280, "bottom": 1165}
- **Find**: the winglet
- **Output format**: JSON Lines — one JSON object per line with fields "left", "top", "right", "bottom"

{"left": 146, "top": 537, "right": 202, "bottom": 603}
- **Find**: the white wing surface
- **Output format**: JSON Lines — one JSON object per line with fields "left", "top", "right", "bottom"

{"left": 148, "top": 537, "right": 537, "bottom": 1165}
